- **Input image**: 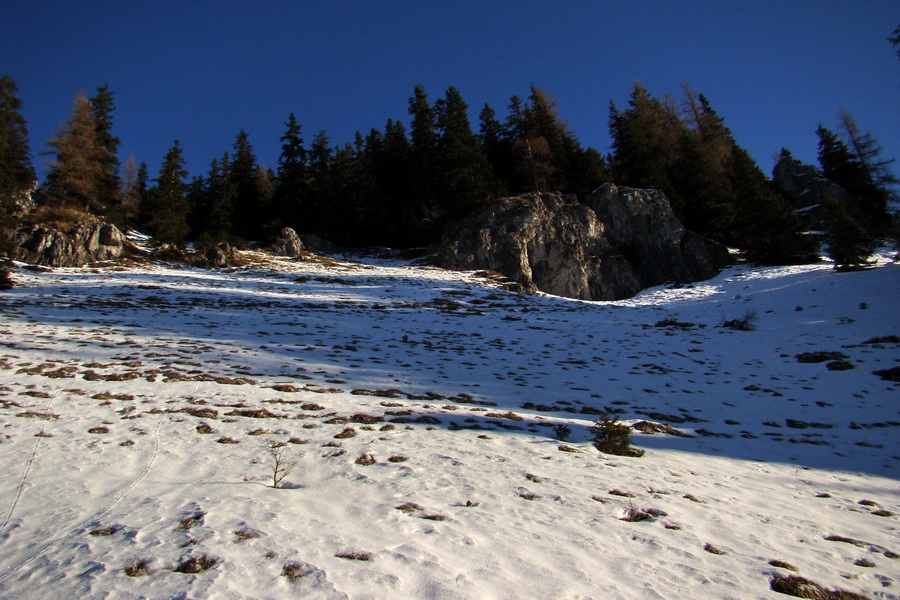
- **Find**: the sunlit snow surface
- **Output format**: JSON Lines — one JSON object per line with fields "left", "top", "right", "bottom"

{"left": 0, "top": 248, "right": 897, "bottom": 599}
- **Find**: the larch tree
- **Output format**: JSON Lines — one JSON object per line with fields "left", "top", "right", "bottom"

{"left": 42, "top": 93, "right": 107, "bottom": 212}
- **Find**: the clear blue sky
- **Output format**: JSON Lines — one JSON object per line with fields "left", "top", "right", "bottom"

{"left": 4, "top": 1, "right": 898, "bottom": 184}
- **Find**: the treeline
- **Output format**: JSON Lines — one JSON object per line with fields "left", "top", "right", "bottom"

{"left": 1, "top": 74, "right": 897, "bottom": 266}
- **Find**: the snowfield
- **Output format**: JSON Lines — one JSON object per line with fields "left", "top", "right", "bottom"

{"left": 0, "top": 247, "right": 897, "bottom": 600}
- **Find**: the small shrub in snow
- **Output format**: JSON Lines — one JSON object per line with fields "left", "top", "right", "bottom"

{"left": 703, "top": 543, "right": 725, "bottom": 555}
{"left": 552, "top": 423, "right": 572, "bottom": 441}
{"left": 719, "top": 310, "right": 757, "bottom": 331}
{"left": 265, "top": 439, "right": 298, "bottom": 488}
{"left": 589, "top": 413, "right": 644, "bottom": 457}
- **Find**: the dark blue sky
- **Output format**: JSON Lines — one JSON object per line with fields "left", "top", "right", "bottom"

{"left": 4, "top": 1, "right": 898, "bottom": 183}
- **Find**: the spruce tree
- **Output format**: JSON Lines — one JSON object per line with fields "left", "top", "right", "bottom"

{"left": 307, "top": 130, "right": 333, "bottom": 233}
{"left": 609, "top": 83, "right": 685, "bottom": 202}
{"left": 198, "top": 153, "right": 235, "bottom": 242}
{"left": 406, "top": 85, "right": 439, "bottom": 242}
{"left": 0, "top": 74, "right": 34, "bottom": 287}
{"left": 0, "top": 74, "right": 36, "bottom": 218}
{"left": 433, "top": 86, "right": 495, "bottom": 222}
{"left": 274, "top": 113, "right": 307, "bottom": 230}
{"left": 478, "top": 103, "right": 512, "bottom": 195}
{"left": 89, "top": 84, "right": 121, "bottom": 221}
{"left": 145, "top": 140, "right": 190, "bottom": 244}
{"left": 824, "top": 199, "right": 874, "bottom": 271}
{"left": 229, "top": 130, "right": 264, "bottom": 240}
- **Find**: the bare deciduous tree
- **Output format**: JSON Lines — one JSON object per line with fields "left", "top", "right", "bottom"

{"left": 265, "top": 439, "right": 298, "bottom": 489}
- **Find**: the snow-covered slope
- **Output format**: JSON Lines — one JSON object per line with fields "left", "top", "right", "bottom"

{"left": 0, "top": 250, "right": 897, "bottom": 599}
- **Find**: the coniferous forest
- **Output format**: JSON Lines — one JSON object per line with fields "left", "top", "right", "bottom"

{"left": 1, "top": 74, "right": 897, "bottom": 270}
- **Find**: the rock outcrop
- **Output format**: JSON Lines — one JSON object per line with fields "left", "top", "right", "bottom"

{"left": 270, "top": 227, "right": 305, "bottom": 257}
{"left": 12, "top": 220, "right": 128, "bottom": 267}
{"left": 436, "top": 184, "right": 730, "bottom": 301}
{"left": 772, "top": 155, "right": 888, "bottom": 237}
{"left": 196, "top": 242, "right": 242, "bottom": 269}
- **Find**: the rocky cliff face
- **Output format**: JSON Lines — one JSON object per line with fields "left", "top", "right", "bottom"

{"left": 772, "top": 155, "right": 887, "bottom": 237}
{"left": 12, "top": 220, "right": 128, "bottom": 267}
{"left": 436, "top": 183, "right": 731, "bottom": 301}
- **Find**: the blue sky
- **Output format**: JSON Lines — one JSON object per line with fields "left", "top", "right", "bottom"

{"left": 4, "top": 1, "right": 898, "bottom": 184}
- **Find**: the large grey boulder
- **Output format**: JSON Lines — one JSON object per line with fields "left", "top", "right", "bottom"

{"left": 436, "top": 184, "right": 730, "bottom": 301}
{"left": 12, "top": 220, "right": 127, "bottom": 267}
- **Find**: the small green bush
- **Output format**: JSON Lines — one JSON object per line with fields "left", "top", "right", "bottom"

{"left": 588, "top": 413, "right": 644, "bottom": 457}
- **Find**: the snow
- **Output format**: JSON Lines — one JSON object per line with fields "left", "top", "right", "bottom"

{"left": 0, "top": 249, "right": 898, "bottom": 599}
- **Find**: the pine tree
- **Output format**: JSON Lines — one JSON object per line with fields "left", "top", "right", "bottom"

{"left": 42, "top": 93, "right": 107, "bottom": 212}
{"left": 0, "top": 74, "right": 36, "bottom": 220}
{"left": 824, "top": 198, "right": 874, "bottom": 271}
{"left": 145, "top": 140, "right": 190, "bottom": 243}
{"left": 89, "top": 84, "right": 121, "bottom": 220}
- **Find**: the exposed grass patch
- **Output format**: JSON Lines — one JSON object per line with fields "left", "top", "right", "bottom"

{"left": 335, "top": 551, "right": 372, "bottom": 561}
{"left": 16, "top": 411, "right": 59, "bottom": 420}
{"left": 282, "top": 561, "right": 311, "bottom": 581}
{"left": 124, "top": 558, "right": 152, "bottom": 577}
{"left": 355, "top": 453, "right": 376, "bottom": 466}
{"left": 769, "top": 574, "right": 869, "bottom": 599}
{"left": 769, "top": 560, "right": 799, "bottom": 572}
{"left": 173, "top": 554, "right": 218, "bottom": 573}
{"left": 233, "top": 529, "right": 260, "bottom": 543}
{"left": 175, "top": 512, "right": 205, "bottom": 531}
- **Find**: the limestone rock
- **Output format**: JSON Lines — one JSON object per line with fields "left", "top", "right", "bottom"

{"left": 198, "top": 242, "right": 241, "bottom": 268}
{"left": 12, "top": 220, "right": 127, "bottom": 267}
{"left": 772, "top": 154, "right": 887, "bottom": 237}
{"left": 271, "top": 227, "right": 305, "bottom": 257}
{"left": 436, "top": 184, "right": 730, "bottom": 301}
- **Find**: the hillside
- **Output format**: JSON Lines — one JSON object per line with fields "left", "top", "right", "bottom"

{"left": 0, "top": 248, "right": 897, "bottom": 599}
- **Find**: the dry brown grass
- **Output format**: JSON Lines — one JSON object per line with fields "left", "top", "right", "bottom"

{"left": 173, "top": 554, "right": 218, "bottom": 573}
{"left": 124, "top": 558, "right": 152, "bottom": 577}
